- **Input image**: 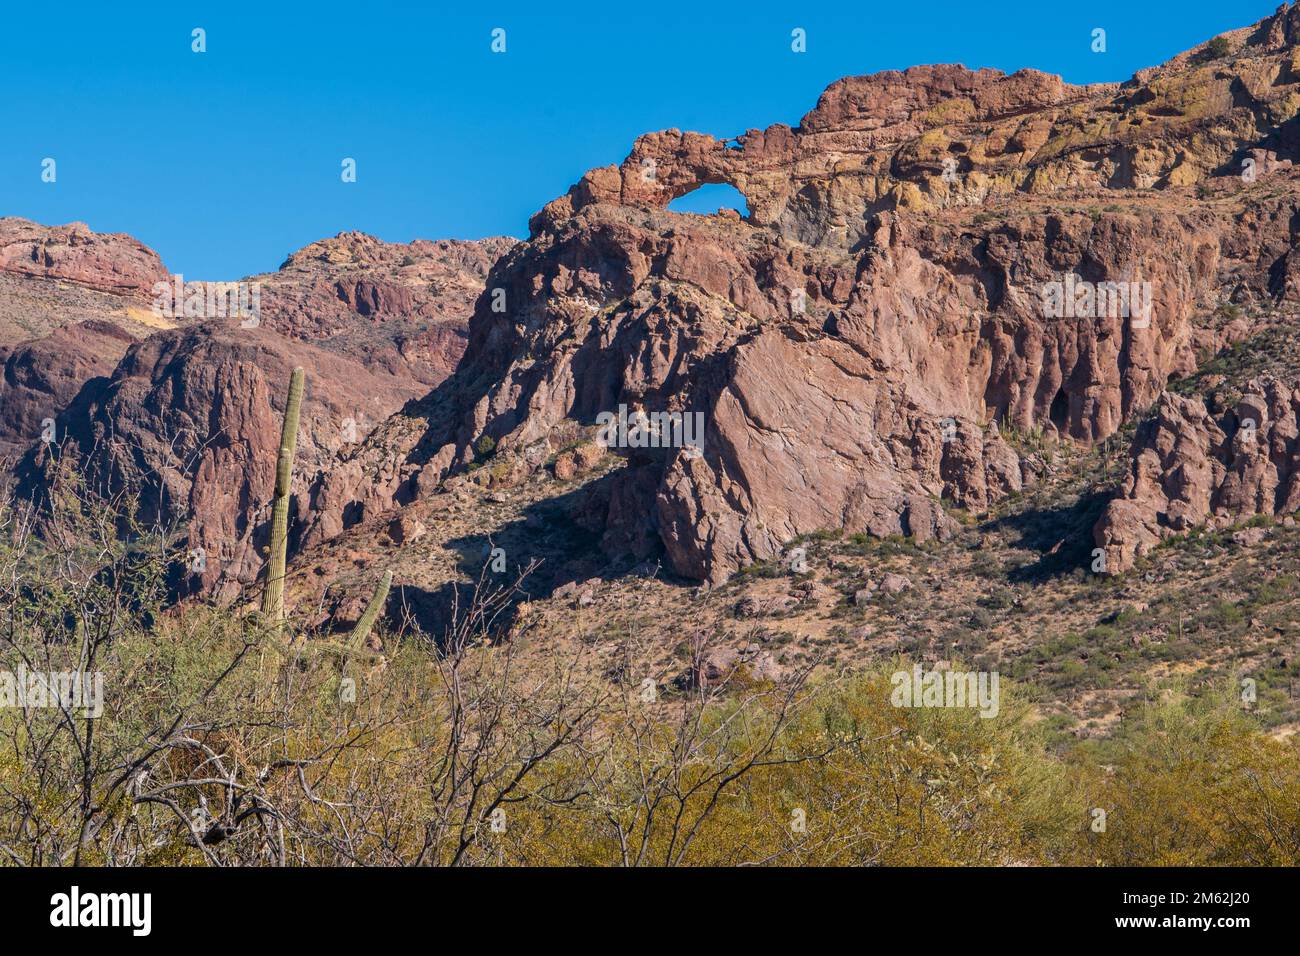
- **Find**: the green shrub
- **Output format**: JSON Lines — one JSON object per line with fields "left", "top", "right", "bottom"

{"left": 1204, "top": 36, "right": 1232, "bottom": 59}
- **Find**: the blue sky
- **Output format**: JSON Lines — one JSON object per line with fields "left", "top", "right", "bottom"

{"left": 0, "top": 1, "right": 1280, "bottom": 278}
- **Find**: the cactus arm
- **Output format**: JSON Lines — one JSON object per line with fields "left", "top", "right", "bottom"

{"left": 348, "top": 570, "right": 393, "bottom": 651}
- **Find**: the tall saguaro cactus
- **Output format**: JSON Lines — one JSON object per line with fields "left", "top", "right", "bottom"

{"left": 261, "top": 366, "right": 305, "bottom": 625}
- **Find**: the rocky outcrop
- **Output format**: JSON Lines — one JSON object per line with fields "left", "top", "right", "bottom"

{"left": 0, "top": 220, "right": 174, "bottom": 349}
{"left": 528, "top": 15, "right": 1300, "bottom": 243}
{"left": 249, "top": 232, "right": 516, "bottom": 386}
{"left": 299, "top": 5, "right": 1300, "bottom": 584}
{"left": 3, "top": 223, "right": 515, "bottom": 597}
{"left": 531, "top": 65, "right": 1112, "bottom": 243}
{"left": 23, "top": 7, "right": 1300, "bottom": 599}
{"left": 0, "top": 218, "right": 168, "bottom": 299}
{"left": 0, "top": 223, "right": 514, "bottom": 468}
{"left": 0, "top": 320, "right": 135, "bottom": 461}
{"left": 1094, "top": 376, "right": 1300, "bottom": 572}
{"left": 17, "top": 322, "right": 434, "bottom": 601}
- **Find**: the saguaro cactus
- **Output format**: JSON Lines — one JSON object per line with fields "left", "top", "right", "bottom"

{"left": 261, "top": 366, "right": 305, "bottom": 624}
{"left": 348, "top": 570, "right": 393, "bottom": 652}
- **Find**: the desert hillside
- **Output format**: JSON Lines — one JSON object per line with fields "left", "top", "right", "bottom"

{"left": 2, "top": 5, "right": 1299, "bottom": 870}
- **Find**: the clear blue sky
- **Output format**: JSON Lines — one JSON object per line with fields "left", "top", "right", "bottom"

{"left": 0, "top": 1, "right": 1280, "bottom": 279}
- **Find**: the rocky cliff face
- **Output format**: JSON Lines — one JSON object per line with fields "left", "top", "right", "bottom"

{"left": 299, "top": 5, "right": 1300, "bottom": 585}
{"left": 15, "top": 8, "right": 1300, "bottom": 603}
{"left": 0, "top": 218, "right": 169, "bottom": 301}
{"left": 7, "top": 226, "right": 514, "bottom": 599}
{"left": 248, "top": 231, "right": 516, "bottom": 386}
{"left": 0, "top": 218, "right": 176, "bottom": 351}
{"left": 1095, "top": 375, "right": 1300, "bottom": 572}
{"left": 0, "top": 320, "right": 136, "bottom": 461}
{"left": 0, "top": 219, "right": 176, "bottom": 463}
{"left": 0, "top": 222, "right": 502, "bottom": 485}
{"left": 19, "top": 322, "right": 451, "bottom": 601}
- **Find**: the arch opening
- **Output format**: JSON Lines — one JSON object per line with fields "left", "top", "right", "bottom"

{"left": 666, "top": 182, "right": 750, "bottom": 219}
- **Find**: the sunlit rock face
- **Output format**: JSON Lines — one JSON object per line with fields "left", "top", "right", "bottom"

{"left": 303, "top": 5, "right": 1300, "bottom": 582}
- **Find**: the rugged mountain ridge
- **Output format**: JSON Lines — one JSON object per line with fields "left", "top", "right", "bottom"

{"left": 14, "top": 6, "right": 1300, "bottom": 614}
{"left": 295, "top": 4, "right": 1300, "bottom": 587}
{"left": 0, "top": 218, "right": 169, "bottom": 306}
{"left": 0, "top": 219, "right": 173, "bottom": 458}
{"left": 245, "top": 231, "right": 515, "bottom": 386}
{"left": 9, "top": 225, "right": 514, "bottom": 600}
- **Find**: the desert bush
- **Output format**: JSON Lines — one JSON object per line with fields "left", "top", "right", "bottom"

{"left": 0, "top": 494, "right": 1296, "bottom": 866}
{"left": 1070, "top": 681, "right": 1300, "bottom": 865}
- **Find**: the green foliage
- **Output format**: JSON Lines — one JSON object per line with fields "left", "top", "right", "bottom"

{"left": 1204, "top": 36, "right": 1233, "bottom": 60}
{"left": 1, "top": 492, "right": 1296, "bottom": 867}
{"left": 1073, "top": 681, "right": 1300, "bottom": 865}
